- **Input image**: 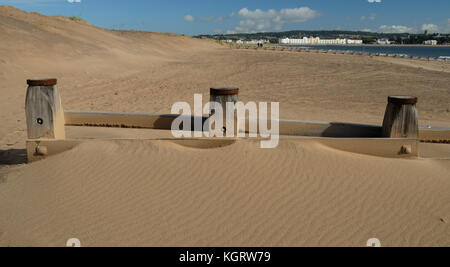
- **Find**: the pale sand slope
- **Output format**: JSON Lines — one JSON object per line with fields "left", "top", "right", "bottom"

{"left": 0, "top": 5, "right": 217, "bottom": 149}
{"left": 0, "top": 6, "right": 450, "bottom": 247}
{"left": 0, "top": 139, "right": 449, "bottom": 247}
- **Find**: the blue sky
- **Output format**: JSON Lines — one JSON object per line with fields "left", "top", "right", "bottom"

{"left": 1, "top": 0, "right": 449, "bottom": 35}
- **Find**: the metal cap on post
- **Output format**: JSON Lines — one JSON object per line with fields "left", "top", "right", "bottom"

{"left": 387, "top": 96, "right": 418, "bottom": 105}
{"left": 382, "top": 96, "right": 419, "bottom": 138}
{"left": 25, "top": 78, "right": 65, "bottom": 140}
{"left": 27, "top": 79, "right": 58, "bottom": 87}
{"left": 210, "top": 87, "right": 239, "bottom": 96}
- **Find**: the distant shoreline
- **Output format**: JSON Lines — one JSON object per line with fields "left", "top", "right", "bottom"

{"left": 281, "top": 44, "right": 450, "bottom": 48}
{"left": 226, "top": 43, "right": 450, "bottom": 63}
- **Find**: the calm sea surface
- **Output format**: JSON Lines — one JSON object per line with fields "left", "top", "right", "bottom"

{"left": 287, "top": 45, "right": 450, "bottom": 58}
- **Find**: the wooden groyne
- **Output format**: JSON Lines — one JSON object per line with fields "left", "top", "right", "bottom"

{"left": 25, "top": 78, "right": 450, "bottom": 162}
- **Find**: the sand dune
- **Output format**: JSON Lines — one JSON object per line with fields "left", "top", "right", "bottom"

{"left": 0, "top": 6, "right": 449, "bottom": 247}
{"left": 1, "top": 139, "right": 449, "bottom": 247}
{"left": 0, "top": 5, "right": 216, "bottom": 149}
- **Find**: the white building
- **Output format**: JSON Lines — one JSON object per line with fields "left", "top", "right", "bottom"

{"left": 377, "top": 39, "right": 391, "bottom": 45}
{"left": 246, "top": 39, "right": 269, "bottom": 45}
{"left": 423, "top": 40, "right": 438, "bottom": 45}
{"left": 347, "top": 39, "right": 363, "bottom": 44}
{"left": 280, "top": 37, "right": 362, "bottom": 45}
{"left": 236, "top": 39, "right": 269, "bottom": 45}
{"left": 280, "top": 37, "right": 320, "bottom": 45}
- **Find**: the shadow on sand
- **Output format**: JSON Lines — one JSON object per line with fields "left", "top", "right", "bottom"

{"left": 0, "top": 149, "right": 28, "bottom": 166}
{"left": 321, "top": 122, "right": 382, "bottom": 138}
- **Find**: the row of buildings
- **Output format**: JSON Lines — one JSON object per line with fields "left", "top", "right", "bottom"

{"left": 234, "top": 39, "right": 269, "bottom": 45}
{"left": 226, "top": 37, "right": 439, "bottom": 46}
{"left": 280, "top": 37, "right": 363, "bottom": 45}
{"left": 377, "top": 38, "right": 438, "bottom": 45}
{"left": 423, "top": 40, "right": 438, "bottom": 45}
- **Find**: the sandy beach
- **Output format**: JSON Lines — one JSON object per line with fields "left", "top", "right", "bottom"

{"left": 0, "top": 6, "right": 449, "bottom": 247}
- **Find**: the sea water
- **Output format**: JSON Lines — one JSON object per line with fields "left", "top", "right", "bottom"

{"left": 287, "top": 45, "right": 450, "bottom": 59}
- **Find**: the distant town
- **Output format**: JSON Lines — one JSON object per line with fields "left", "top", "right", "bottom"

{"left": 195, "top": 30, "right": 450, "bottom": 46}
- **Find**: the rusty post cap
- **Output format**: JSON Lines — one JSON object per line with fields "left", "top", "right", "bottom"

{"left": 210, "top": 87, "right": 239, "bottom": 96}
{"left": 388, "top": 96, "right": 418, "bottom": 105}
{"left": 27, "top": 79, "right": 57, "bottom": 86}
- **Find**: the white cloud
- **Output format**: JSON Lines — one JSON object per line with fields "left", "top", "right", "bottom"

{"left": 184, "top": 15, "right": 195, "bottom": 23}
{"left": 67, "top": 0, "right": 81, "bottom": 3}
{"left": 231, "top": 7, "right": 320, "bottom": 33}
{"left": 421, "top": 24, "right": 439, "bottom": 33}
{"left": 368, "top": 0, "right": 382, "bottom": 3}
{"left": 379, "top": 25, "right": 414, "bottom": 33}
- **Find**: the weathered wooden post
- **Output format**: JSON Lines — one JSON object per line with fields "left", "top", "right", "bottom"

{"left": 382, "top": 96, "right": 418, "bottom": 138}
{"left": 25, "top": 79, "right": 65, "bottom": 140}
{"left": 210, "top": 87, "right": 239, "bottom": 135}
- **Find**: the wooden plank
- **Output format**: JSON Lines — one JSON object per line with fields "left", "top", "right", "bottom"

{"left": 64, "top": 111, "right": 207, "bottom": 131}
{"left": 65, "top": 111, "right": 382, "bottom": 137}
{"left": 64, "top": 111, "right": 450, "bottom": 141}
{"left": 419, "top": 128, "right": 450, "bottom": 143}
{"left": 242, "top": 118, "right": 382, "bottom": 137}
{"left": 278, "top": 120, "right": 382, "bottom": 137}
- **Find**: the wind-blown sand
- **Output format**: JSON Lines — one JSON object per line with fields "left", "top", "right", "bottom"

{"left": 0, "top": 6, "right": 449, "bottom": 247}
{"left": 1, "top": 139, "right": 450, "bottom": 247}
